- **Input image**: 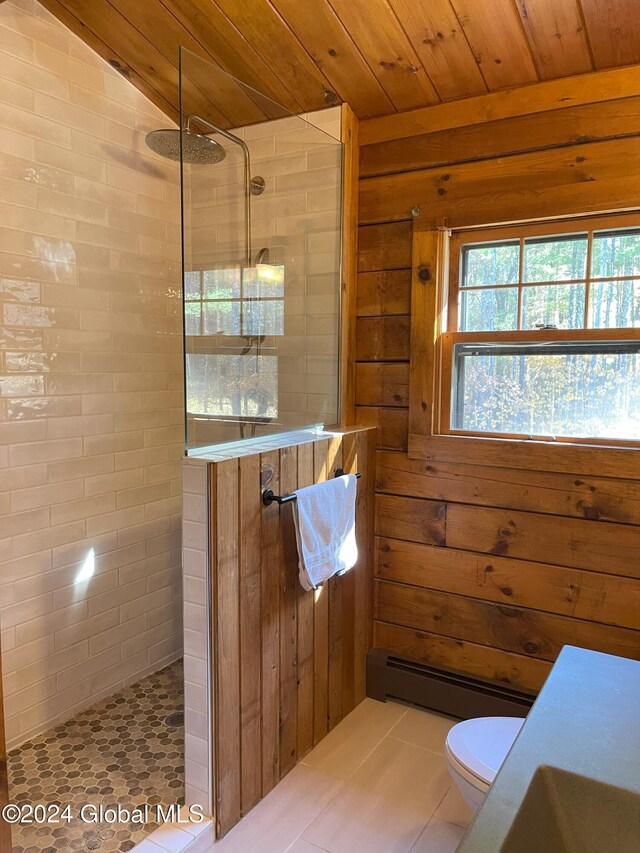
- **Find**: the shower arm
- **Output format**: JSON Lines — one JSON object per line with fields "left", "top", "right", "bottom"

{"left": 186, "top": 114, "right": 252, "bottom": 267}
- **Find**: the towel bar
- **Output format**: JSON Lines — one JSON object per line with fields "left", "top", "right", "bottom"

{"left": 262, "top": 468, "right": 361, "bottom": 507}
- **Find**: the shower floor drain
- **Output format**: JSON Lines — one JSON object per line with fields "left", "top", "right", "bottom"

{"left": 165, "top": 711, "right": 184, "bottom": 727}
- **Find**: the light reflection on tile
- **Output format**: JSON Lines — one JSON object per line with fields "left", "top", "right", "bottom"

{"left": 1, "top": 0, "right": 183, "bottom": 754}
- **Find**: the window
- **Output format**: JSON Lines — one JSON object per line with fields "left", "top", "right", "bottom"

{"left": 184, "top": 264, "right": 284, "bottom": 421}
{"left": 184, "top": 265, "right": 285, "bottom": 338}
{"left": 441, "top": 216, "right": 640, "bottom": 444}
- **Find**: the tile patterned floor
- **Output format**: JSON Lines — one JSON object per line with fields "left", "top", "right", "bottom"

{"left": 8, "top": 659, "right": 184, "bottom": 853}
{"left": 141, "top": 698, "right": 471, "bottom": 853}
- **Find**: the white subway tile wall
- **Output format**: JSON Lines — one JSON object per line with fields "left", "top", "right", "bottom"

{"left": 184, "top": 106, "right": 342, "bottom": 450}
{"left": 0, "top": 0, "right": 184, "bottom": 749}
{"left": 180, "top": 458, "right": 212, "bottom": 814}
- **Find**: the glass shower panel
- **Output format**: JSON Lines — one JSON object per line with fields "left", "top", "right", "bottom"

{"left": 179, "top": 48, "right": 342, "bottom": 453}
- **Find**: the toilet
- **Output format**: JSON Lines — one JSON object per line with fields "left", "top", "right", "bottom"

{"left": 445, "top": 716, "right": 525, "bottom": 814}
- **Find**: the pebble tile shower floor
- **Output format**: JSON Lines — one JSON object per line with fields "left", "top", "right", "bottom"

{"left": 8, "top": 659, "right": 184, "bottom": 853}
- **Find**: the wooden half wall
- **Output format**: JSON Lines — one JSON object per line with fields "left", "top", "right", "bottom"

{"left": 208, "top": 428, "right": 375, "bottom": 837}
{"left": 355, "top": 88, "right": 640, "bottom": 696}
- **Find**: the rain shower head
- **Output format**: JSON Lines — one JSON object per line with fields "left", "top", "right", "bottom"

{"left": 144, "top": 128, "right": 226, "bottom": 165}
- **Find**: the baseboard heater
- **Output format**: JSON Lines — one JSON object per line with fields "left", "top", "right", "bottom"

{"left": 367, "top": 648, "right": 535, "bottom": 719}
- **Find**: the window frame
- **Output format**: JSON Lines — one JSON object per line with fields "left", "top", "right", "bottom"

{"left": 406, "top": 216, "right": 640, "bottom": 477}
{"left": 184, "top": 265, "right": 283, "bottom": 424}
{"left": 184, "top": 266, "right": 284, "bottom": 340}
{"left": 437, "top": 212, "right": 640, "bottom": 449}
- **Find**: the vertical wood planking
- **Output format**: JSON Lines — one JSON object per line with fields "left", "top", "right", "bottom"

{"left": 408, "top": 228, "right": 442, "bottom": 438}
{"left": 312, "top": 438, "right": 330, "bottom": 744}
{"left": 355, "top": 428, "right": 375, "bottom": 702}
{"left": 340, "top": 433, "right": 357, "bottom": 716}
{"left": 211, "top": 428, "right": 375, "bottom": 838}
{"left": 340, "top": 104, "right": 360, "bottom": 428}
{"left": 238, "top": 454, "right": 262, "bottom": 814}
{"left": 279, "top": 445, "right": 299, "bottom": 776}
{"left": 327, "top": 439, "right": 344, "bottom": 730}
{"left": 296, "top": 443, "right": 315, "bottom": 759}
{"left": 213, "top": 460, "right": 241, "bottom": 835}
{"left": 260, "top": 450, "right": 281, "bottom": 795}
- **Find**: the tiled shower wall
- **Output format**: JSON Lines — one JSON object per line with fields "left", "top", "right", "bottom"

{"left": 186, "top": 107, "right": 342, "bottom": 449}
{"left": 0, "top": 0, "right": 183, "bottom": 749}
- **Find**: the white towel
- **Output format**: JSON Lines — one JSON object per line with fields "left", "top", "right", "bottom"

{"left": 292, "top": 474, "right": 358, "bottom": 591}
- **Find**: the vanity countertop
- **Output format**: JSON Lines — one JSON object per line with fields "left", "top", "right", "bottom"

{"left": 456, "top": 645, "right": 640, "bottom": 853}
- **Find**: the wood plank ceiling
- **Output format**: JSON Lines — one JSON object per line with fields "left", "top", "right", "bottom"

{"left": 40, "top": 0, "right": 640, "bottom": 127}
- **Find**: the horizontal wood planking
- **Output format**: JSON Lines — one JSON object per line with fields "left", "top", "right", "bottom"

{"left": 357, "top": 86, "right": 640, "bottom": 702}
{"left": 359, "top": 63, "right": 640, "bottom": 145}
{"left": 355, "top": 316, "right": 410, "bottom": 361}
{"left": 357, "top": 270, "right": 412, "bottom": 316}
{"left": 360, "top": 95, "right": 640, "bottom": 177}
{"left": 359, "top": 136, "right": 640, "bottom": 226}
{"left": 355, "top": 408, "right": 408, "bottom": 452}
{"left": 376, "top": 537, "right": 640, "bottom": 632}
{"left": 409, "top": 433, "right": 640, "bottom": 480}
{"left": 355, "top": 363, "right": 409, "bottom": 408}
{"left": 447, "top": 504, "right": 640, "bottom": 579}
{"left": 376, "top": 493, "right": 446, "bottom": 546}
{"left": 355, "top": 223, "right": 412, "bottom": 449}
{"left": 374, "top": 579, "right": 640, "bottom": 662}
{"left": 357, "top": 221, "right": 413, "bottom": 271}
{"left": 210, "top": 428, "right": 375, "bottom": 837}
{"left": 377, "top": 451, "right": 640, "bottom": 525}
{"left": 374, "top": 621, "right": 550, "bottom": 693}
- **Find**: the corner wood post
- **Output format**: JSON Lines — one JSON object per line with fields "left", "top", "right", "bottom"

{"left": 408, "top": 226, "right": 447, "bottom": 441}
{"left": 339, "top": 103, "right": 360, "bottom": 428}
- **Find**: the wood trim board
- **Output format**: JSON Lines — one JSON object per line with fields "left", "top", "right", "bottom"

{"left": 359, "top": 64, "right": 640, "bottom": 145}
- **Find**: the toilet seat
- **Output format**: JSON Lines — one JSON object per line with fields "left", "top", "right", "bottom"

{"left": 445, "top": 716, "right": 524, "bottom": 786}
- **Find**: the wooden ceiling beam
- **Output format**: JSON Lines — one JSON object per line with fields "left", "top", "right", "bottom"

{"left": 359, "top": 136, "right": 640, "bottom": 227}
{"left": 360, "top": 95, "right": 640, "bottom": 177}
{"left": 360, "top": 62, "right": 640, "bottom": 145}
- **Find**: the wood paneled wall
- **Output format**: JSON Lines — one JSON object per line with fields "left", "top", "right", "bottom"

{"left": 355, "top": 94, "right": 640, "bottom": 696}
{"left": 209, "top": 428, "right": 375, "bottom": 837}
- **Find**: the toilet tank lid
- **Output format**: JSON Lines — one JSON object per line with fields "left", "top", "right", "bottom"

{"left": 446, "top": 716, "right": 525, "bottom": 784}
